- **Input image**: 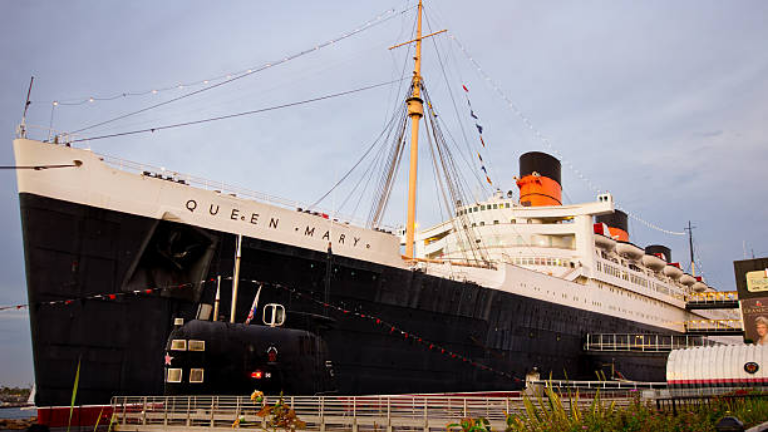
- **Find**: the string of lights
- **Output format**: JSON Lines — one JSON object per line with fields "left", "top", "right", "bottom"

{"left": 448, "top": 34, "right": 686, "bottom": 237}
{"left": 37, "top": 7, "right": 407, "bottom": 110}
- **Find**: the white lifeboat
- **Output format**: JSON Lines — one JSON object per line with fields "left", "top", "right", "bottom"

{"left": 663, "top": 263, "right": 684, "bottom": 280}
{"left": 642, "top": 254, "right": 666, "bottom": 271}
{"left": 692, "top": 281, "right": 708, "bottom": 292}
{"left": 679, "top": 273, "right": 696, "bottom": 286}
{"left": 616, "top": 241, "right": 644, "bottom": 261}
{"left": 594, "top": 234, "right": 616, "bottom": 251}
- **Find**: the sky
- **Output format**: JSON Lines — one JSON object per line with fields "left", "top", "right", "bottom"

{"left": 1, "top": 1, "right": 767, "bottom": 387}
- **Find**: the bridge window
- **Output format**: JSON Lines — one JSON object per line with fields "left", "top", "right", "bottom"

{"left": 166, "top": 368, "right": 182, "bottom": 383}
{"left": 189, "top": 340, "right": 205, "bottom": 352}
{"left": 171, "top": 340, "right": 187, "bottom": 351}
{"left": 189, "top": 368, "right": 204, "bottom": 384}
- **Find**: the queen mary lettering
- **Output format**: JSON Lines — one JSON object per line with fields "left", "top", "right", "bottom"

{"left": 184, "top": 198, "right": 279, "bottom": 228}
{"left": 184, "top": 198, "right": 366, "bottom": 248}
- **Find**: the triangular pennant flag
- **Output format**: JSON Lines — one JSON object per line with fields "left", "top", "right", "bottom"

{"left": 476, "top": 124, "right": 483, "bottom": 134}
{"left": 486, "top": 175, "right": 493, "bottom": 185}
{"left": 480, "top": 136, "right": 486, "bottom": 147}
{"left": 481, "top": 165, "right": 488, "bottom": 174}
{"left": 477, "top": 152, "right": 483, "bottom": 162}
{"left": 462, "top": 84, "right": 469, "bottom": 92}
{"left": 470, "top": 110, "right": 478, "bottom": 120}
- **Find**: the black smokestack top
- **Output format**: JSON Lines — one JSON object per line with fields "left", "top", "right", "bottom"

{"left": 519, "top": 152, "right": 561, "bottom": 185}
{"left": 645, "top": 245, "right": 672, "bottom": 263}
{"left": 595, "top": 210, "right": 628, "bottom": 233}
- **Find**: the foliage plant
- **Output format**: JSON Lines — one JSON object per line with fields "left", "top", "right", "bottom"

{"left": 232, "top": 390, "right": 306, "bottom": 432}
{"left": 446, "top": 384, "right": 768, "bottom": 432}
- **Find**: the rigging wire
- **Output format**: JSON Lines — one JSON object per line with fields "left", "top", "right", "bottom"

{"left": 312, "top": 12, "right": 417, "bottom": 214}
{"left": 448, "top": 34, "right": 686, "bottom": 237}
{"left": 0, "top": 163, "right": 81, "bottom": 170}
{"left": 381, "top": 7, "right": 418, "bottom": 127}
{"left": 44, "top": 7, "right": 407, "bottom": 110}
{"left": 421, "top": 84, "right": 489, "bottom": 264}
{"left": 421, "top": 80, "right": 539, "bottom": 261}
{"left": 344, "top": 105, "right": 409, "bottom": 219}
{"left": 66, "top": 6, "right": 412, "bottom": 135}
{"left": 423, "top": 7, "right": 491, "bottom": 195}
{"left": 368, "top": 92, "right": 411, "bottom": 228}
{"left": 83, "top": 40, "right": 398, "bottom": 137}
{"left": 312, "top": 103, "right": 405, "bottom": 208}
{"left": 68, "top": 78, "right": 408, "bottom": 144}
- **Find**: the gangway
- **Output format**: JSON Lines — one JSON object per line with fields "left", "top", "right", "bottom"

{"left": 684, "top": 319, "right": 743, "bottom": 336}
{"left": 583, "top": 333, "right": 720, "bottom": 353}
{"left": 685, "top": 291, "right": 739, "bottom": 310}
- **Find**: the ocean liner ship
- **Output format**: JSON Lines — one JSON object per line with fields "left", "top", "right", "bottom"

{"left": 13, "top": 1, "right": 738, "bottom": 407}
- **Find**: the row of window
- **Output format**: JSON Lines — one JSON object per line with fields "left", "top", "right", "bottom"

{"left": 595, "top": 280, "right": 675, "bottom": 324}
{"left": 166, "top": 368, "right": 204, "bottom": 383}
{"left": 511, "top": 257, "right": 573, "bottom": 267}
{"left": 596, "top": 261, "right": 684, "bottom": 301}
{"left": 170, "top": 339, "right": 206, "bottom": 352}
{"left": 457, "top": 202, "right": 513, "bottom": 216}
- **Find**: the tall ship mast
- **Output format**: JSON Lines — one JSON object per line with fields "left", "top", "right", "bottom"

{"left": 404, "top": 0, "right": 425, "bottom": 260}
{"left": 10, "top": 1, "right": 739, "bottom": 409}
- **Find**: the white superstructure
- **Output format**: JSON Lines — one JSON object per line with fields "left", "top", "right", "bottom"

{"left": 411, "top": 190, "right": 740, "bottom": 334}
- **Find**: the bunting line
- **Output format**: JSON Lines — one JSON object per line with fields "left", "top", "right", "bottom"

{"left": 0, "top": 275, "right": 521, "bottom": 382}
{"left": 235, "top": 277, "right": 522, "bottom": 383}
{"left": 34, "top": 7, "right": 405, "bottom": 108}
{"left": 451, "top": 35, "right": 685, "bottom": 236}
{"left": 463, "top": 84, "right": 493, "bottom": 186}
{"left": 0, "top": 279, "right": 212, "bottom": 312}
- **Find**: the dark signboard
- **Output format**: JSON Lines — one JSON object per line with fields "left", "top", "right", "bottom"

{"left": 734, "top": 257, "right": 768, "bottom": 344}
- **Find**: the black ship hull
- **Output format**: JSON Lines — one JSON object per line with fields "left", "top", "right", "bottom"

{"left": 20, "top": 192, "right": 670, "bottom": 406}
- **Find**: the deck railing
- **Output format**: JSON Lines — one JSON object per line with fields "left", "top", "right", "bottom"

{"left": 685, "top": 291, "right": 738, "bottom": 304}
{"left": 683, "top": 319, "right": 743, "bottom": 334}
{"left": 16, "top": 125, "right": 396, "bottom": 231}
{"left": 584, "top": 333, "right": 722, "bottom": 352}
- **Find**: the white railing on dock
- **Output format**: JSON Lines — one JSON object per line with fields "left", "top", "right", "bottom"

{"left": 110, "top": 393, "right": 634, "bottom": 432}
